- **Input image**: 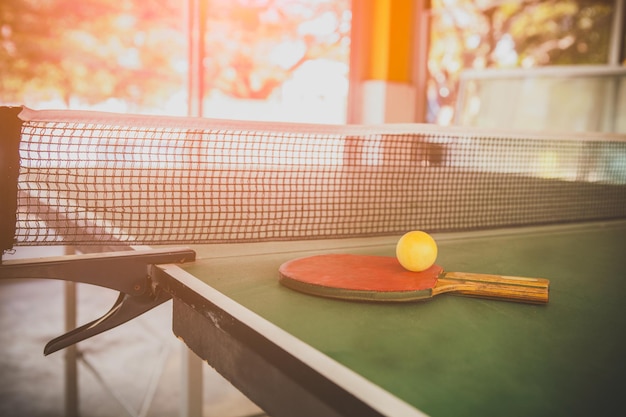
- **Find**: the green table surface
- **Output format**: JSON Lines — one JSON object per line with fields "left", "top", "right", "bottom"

{"left": 179, "top": 221, "right": 626, "bottom": 416}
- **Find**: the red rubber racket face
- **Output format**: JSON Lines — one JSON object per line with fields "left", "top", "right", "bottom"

{"left": 278, "top": 254, "right": 443, "bottom": 302}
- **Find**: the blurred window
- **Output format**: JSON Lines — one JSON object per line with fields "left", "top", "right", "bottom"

{"left": 428, "top": 0, "right": 618, "bottom": 126}
{"left": 0, "top": 0, "right": 351, "bottom": 123}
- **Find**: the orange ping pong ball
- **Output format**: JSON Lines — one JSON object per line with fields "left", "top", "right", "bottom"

{"left": 396, "top": 231, "right": 438, "bottom": 272}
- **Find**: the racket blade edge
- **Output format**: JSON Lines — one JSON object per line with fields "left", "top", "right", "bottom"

{"left": 278, "top": 273, "right": 433, "bottom": 302}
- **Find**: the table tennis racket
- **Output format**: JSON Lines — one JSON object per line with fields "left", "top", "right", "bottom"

{"left": 278, "top": 254, "right": 549, "bottom": 304}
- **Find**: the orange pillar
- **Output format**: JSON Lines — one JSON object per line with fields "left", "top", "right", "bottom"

{"left": 364, "top": 0, "right": 413, "bottom": 83}
{"left": 348, "top": 0, "right": 430, "bottom": 123}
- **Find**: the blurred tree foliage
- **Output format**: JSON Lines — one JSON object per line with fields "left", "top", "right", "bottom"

{"left": 428, "top": 0, "right": 616, "bottom": 124}
{"left": 486, "top": 0, "right": 612, "bottom": 66}
{"left": 203, "top": 0, "right": 350, "bottom": 100}
{"left": 1, "top": 0, "right": 185, "bottom": 108}
{"left": 2, "top": 0, "right": 615, "bottom": 115}
{"left": 0, "top": 0, "right": 349, "bottom": 109}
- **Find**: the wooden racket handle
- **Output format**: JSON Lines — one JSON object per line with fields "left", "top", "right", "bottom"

{"left": 433, "top": 272, "right": 550, "bottom": 304}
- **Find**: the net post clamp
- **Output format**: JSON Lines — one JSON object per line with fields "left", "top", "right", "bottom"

{"left": 0, "top": 247, "right": 196, "bottom": 355}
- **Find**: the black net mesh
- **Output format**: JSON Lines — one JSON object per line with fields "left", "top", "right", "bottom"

{"left": 8, "top": 107, "right": 626, "bottom": 246}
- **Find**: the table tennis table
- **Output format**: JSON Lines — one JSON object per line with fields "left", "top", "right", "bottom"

{"left": 2, "top": 107, "right": 626, "bottom": 416}
{"left": 146, "top": 220, "right": 624, "bottom": 417}
{"left": 3, "top": 220, "right": 625, "bottom": 417}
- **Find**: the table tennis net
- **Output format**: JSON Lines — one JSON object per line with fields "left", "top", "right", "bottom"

{"left": 2, "top": 106, "right": 626, "bottom": 251}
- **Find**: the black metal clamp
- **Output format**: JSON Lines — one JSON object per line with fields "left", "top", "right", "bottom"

{"left": 0, "top": 247, "right": 196, "bottom": 355}
{"left": 0, "top": 107, "right": 198, "bottom": 355}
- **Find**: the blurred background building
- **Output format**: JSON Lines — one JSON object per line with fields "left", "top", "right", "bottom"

{"left": 1, "top": 0, "right": 623, "bottom": 128}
